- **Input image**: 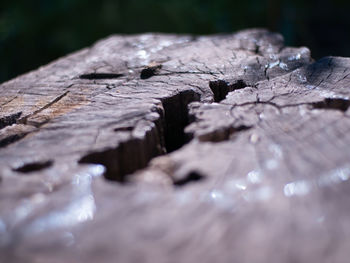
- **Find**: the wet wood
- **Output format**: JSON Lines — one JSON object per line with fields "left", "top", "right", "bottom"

{"left": 1, "top": 29, "right": 350, "bottom": 262}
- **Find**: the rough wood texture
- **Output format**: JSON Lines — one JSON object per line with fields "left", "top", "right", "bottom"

{"left": 1, "top": 29, "right": 350, "bottom": 262}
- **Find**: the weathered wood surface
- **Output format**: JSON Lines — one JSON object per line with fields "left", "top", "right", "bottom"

{"left": 1, "top": 29, "right": 350, "bottom": 262}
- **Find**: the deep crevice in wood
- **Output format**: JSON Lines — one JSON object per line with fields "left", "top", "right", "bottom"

{"left": 79, "top": 133, "right": 164, "bottom": 182}
{"left": 209, "top": 79, "right": 247, "bottom": 102}
{"left": 311, "top": 98, "right": 350, "bottom": 112}
{"left": 79, "top": 90, "right": 200, "bottom": 183}
{"left": 161, "top": 90, "right": 200, "bottom": 152}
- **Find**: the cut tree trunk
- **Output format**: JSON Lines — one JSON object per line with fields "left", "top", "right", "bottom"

{"left": 1, "top": 29, "right": 350, "bottom": 263}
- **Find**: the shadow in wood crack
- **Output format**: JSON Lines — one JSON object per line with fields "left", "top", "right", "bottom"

{"left": 13, "top": 160, "right": 53, "bottom": 174}
{"left": 311, "top": 98, "right": 350, "bottom": 112}
{"left": 79, "top": 73, "right": 124, "bottom": 79}
{"left": 79, "top": 90, "right": 200, "bottom": 183}
{"left": 173, "top": 171, "right": 205, "bottom": 187}
{"left": 209, "top": 79, "right": 247, "bottom": 103}
{"left": 0, "top": 112, "right": 22, "bottom": 130}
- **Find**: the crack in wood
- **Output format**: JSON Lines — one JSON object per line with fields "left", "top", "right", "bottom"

{"left": 17, "top": 91, "right": 69, "bottom": 126}
{"left": 209, "top": 79, "right": 247, "bottom": 102}
{"left": 0, "top": 112, "right": 22, "bottom": 130}
{"left": 0, "top": 133, "right": 28, "bottom": 148}
{"left": 79, "top": 73, "right": 124, "bottom": 79}
{"left": 227, "top": 97, "right": 350, "bottom": 113}
{"left": 13, "top": 160, "right": 53, "bottom": 173}
{"left": 173, "top": 171, "right": 205, "bottom": 186}
{"left": 140, "top": 62, "right": 162, "bottom": 79}
{"left": 311, "top": 98, "right": 350, "bottom": 112}
{"left": 79, "top": 90, "right": 200, "bottom": 183}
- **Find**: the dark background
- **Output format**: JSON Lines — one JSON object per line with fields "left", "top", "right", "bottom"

{"left": 1, "top": 0, "right": 349, "bottom": 83}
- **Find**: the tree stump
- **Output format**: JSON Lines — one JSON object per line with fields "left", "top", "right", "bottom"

{"left": 1, "top": 29, "right": 350, "bottom": 262}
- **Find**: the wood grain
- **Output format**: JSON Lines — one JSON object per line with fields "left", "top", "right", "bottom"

{"left": 1, "top": 29, "right": 349, "bottom": 263}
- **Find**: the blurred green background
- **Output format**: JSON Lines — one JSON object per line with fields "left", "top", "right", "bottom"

{"left": 1, "top": 0, "right": 349, "bottom": 83}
